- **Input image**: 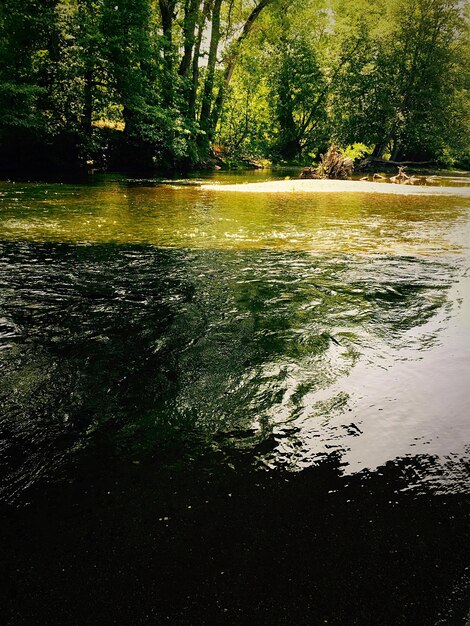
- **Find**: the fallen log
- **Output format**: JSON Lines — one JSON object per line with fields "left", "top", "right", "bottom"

{"left": 359, "top": 156, "right": 435, "bottom": 170}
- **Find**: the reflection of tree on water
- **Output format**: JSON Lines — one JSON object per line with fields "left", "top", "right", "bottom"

{"left": 0, "top": 242, "right": 458, "bottom": 501}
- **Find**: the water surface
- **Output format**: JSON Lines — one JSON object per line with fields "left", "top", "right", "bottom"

{"left": 0, "top": 173, "right": 469, "bottom": 623}
{"left": 1, "top": 175, "right": 469, "bottom": 497}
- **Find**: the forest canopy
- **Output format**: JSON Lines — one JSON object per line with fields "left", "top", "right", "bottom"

{"left": 0, "top": 0, "right": 469, "bottom": 173}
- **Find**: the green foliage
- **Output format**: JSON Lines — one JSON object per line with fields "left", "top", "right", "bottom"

{"left": 217, "top": 52, "right": 272, "bottom": 159}
{"left": 329, "top": 0, "right": 470, "bottom": 162}
{"left": 342, "top": 143, "right": 370, "bottom": 162}
{"left": 217, "top": 0, "right": 469, "bottom": 166}
{"left": 0, "top": 0, "right": 468, "bottom": 172}
{"left": 0, "top": 0, "right": 56, "bottom": 132}
{"left": 270, "top": 32, "right": 327, "bottom": 160}
{"left": 0, "top": 82, "right": 45, "bottom": 131}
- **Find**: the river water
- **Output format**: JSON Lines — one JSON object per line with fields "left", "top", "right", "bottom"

{"left": 1, "top": 171, "right": 469, "bottom": 624}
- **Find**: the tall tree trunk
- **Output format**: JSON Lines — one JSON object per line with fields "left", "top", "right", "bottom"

{"left": 372, "top": 139, "right": 390, "bottom": 159}
{"left": 277, "top": 71, "right": 300, "bottom": 160}
{"left": 178, "top": 0, "right": 199, "bottom": 78}
{"left": 390, "top": 140, "right": 401, "bottom": 162}
{"left": 188, "top": 0, "right": 211, "bottom": 119}
{"left": 199, "top": 0, "right": 222, "bottom": 132}
{"left": 82, "top": 67, "right": 93, "bottom": 136}
{"left": 209, "top": 0, "right": 272, "bottom": 141}
{"left": 159, "top": 0, "right": 176, "bottom": 105}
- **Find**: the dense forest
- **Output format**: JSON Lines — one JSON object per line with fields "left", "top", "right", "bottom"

{"left": 0, "top": 0, "right": 469, "bottom": 174}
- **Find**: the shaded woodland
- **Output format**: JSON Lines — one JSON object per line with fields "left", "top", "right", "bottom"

{"left": 0, "top": 0, "right": 469, "bottom": 174}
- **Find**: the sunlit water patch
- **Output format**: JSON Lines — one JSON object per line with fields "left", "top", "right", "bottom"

{"left": 0, "top": 178, "right": 468, "bottom": 255}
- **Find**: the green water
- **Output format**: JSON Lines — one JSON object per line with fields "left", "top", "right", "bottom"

{"left": 0, "top": 173, "right": 469, "bottom": 501}
{"left": 1, "top": 174, "right": 468, "bottom": 253}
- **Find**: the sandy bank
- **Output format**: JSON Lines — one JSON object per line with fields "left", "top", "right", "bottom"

{"left": 201, "top": 179, "right": 470, "bottom": 197}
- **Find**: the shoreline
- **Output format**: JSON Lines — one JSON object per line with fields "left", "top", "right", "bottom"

{"left": 201, "top": 178, "right": 470, "bottom": 197}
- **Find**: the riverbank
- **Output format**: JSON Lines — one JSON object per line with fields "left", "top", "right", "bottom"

{"left": 201, "top": 178, "right": 470, "bottom": 196}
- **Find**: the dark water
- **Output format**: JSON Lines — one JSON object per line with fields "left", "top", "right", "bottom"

{"left": 0, "top": 174, "right": 469, "bottom": 624}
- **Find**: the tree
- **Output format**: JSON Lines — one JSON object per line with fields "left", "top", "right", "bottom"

{"left": 0, "top": 0, "right": 468, "bottom": 172}
{"left": 329, "top": 0, "right": 469, "bottom": 163}
{"left": 0, "top": 0, "right": 58, "bottom": 146}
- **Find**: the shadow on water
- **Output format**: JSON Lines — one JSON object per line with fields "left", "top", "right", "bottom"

{"left": 1, "top": 446, "right": 469, "bottom": 625}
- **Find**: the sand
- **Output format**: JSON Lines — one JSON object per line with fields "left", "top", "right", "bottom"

{"left": 201, "top": 178, "right": 470, "bottom": 197}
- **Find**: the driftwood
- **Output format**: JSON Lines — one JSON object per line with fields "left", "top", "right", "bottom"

{"left": 389, "top": 167, "right": 425, "bottom": 185}
{"left": 300, "top": 166, "right": 322, "bottom": 179}
{"left": 319, "top": 145, "right": 354, "bottom": 179}
{"left": 390, "top": 166, "right": 410, "bottom": 183}
{"left": 360, "top": 172, "right": 386, "bottom": 181}
{"left": 301, "top": 145, "right": 353, "bottom": 180}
